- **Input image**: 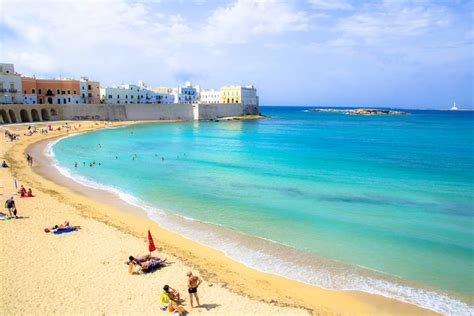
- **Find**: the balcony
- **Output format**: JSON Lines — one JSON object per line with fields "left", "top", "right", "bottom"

{"left": 0, "top": 88, "right": 6, "bottom": 93}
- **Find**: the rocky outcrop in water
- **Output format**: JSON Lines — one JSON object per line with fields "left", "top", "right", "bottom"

{"left": 305, "top": 108, "right": 409, "bottom": 115}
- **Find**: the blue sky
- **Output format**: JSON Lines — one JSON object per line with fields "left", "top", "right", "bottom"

{"left": 0, "top": 0, "right": 472, "bottom": 109}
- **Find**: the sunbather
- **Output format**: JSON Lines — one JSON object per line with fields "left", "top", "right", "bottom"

{"left": 52, "top": 221, "right": 81, "bottom": 230}
{"left": 27, "top": 188, "right": 33, "bottom": 197}
{"left": 128, "top": 256, "right": 167, "bottom": 272}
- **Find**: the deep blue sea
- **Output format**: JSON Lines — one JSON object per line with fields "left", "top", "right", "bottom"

{"left": 50, "top": 106, "right": 474, "bottom": 314}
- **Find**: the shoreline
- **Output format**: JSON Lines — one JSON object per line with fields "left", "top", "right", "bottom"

{"left": 36, "top": 128, "right": 473, "bottom": 314}
{"left": 1, "top": 121, "right": 436, "bottom": 315}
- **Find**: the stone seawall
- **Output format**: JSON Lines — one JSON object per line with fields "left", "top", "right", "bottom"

{"left": 0, "top": 103, "right": 260, "bottom": 124}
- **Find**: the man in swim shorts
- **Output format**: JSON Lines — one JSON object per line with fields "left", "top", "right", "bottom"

{"left": 5, "top": 196, "right": 17, "bottom": 218}
{"left": 187, "top": 271, "right": 202, "bottom": 307}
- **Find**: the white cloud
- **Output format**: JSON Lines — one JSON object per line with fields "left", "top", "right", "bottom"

{"left": 336, "top": 2, "right": 450, "bottom": 42}
{"left": 201, "top": 0, "right": 309, "bottom": 44}
{"left": 308, "top": 0, "right": 353, "bottom": 11}
{"left": 0, "top": 0, "right": 309, "bottom": 82}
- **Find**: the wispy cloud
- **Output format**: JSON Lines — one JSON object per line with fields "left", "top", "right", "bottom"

{"left": 0, "top": 0, "right": 471, "bottom": 108}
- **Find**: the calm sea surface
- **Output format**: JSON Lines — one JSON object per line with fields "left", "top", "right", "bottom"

{"left": 51, "top": 106, "right": 474, "bottom": 314}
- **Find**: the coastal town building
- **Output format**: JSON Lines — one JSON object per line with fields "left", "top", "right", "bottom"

{"left": 22, "top": 77, "right": 83, "bottom": 105}
{"left": 79, "top": 77, "right": 100, "bottom": 104}
{"left": 100, "top": 84, "right": 141, "bottom": 104}
{"left": 220, "top": 85, "right": 258, "bottom": 105}
{"left": 175, "top": 81, "right": 199, "bottom": 104}
{"left": 200, "top": 89, "right": 220, "bottom": 104}
{"left": 0, "top": 63, "right": 23, "bottom": 104}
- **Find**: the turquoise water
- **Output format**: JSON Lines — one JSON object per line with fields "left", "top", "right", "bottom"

{"left": 51, "top": 107, "right": 474, "bottom": 313}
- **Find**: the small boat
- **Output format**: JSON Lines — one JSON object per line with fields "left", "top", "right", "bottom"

{"left": 451, "top": 102, "right": 458, "bottom": 110}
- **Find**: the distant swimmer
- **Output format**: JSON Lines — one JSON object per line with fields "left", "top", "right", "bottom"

{"left": 162, "top": 157, "right": 164, "bottom": 161}
{"left": 98, "top": 162, "right": 101, "bottom": 166}
{"left": 115, "top": 156, "right": 118, "bottom": 160}
{"left": 83, "top": 162, "right": 86, "bottom": 167}
{"left": 75, "top": 162, "right": 77, "bottom": 168}
{"left": 90, "top": 163, "right": 93, "bottom": 167}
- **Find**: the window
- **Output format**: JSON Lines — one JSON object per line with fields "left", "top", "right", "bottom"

{"left": 67, "top": 90, "right": 71, "bottom": 95}
{"left": 62, "top": 90, "right": 65, "bottom": 95}
{"left": 82, "top": 93, "right": 85, "bottom": 97}
{"left": 117, "top": 95, "right": 120, "bottom": 98}
{"left": 64, "top": 98, "right": 66, "bottom": 103}
{"left": 73, "top": 90, "right": 76, "bottom": 95}
{"left": 131, "top": 95, "right": 134, "bottom": 99}
{"left": 24, "top": 90, "right": 26, "bottom": 94}
{"left": 39, "top": 98, "right": 43, "bottom": 104}
{"left": 88, "top": 85, "right": 91, "bottom": 90}
{"left": 32, "top": 89, "right": 35, "bottom": 94}
{"left": 38, "top": 88, "right": 42, "bottom": 94}
{"left": 76, "top": 100, "right": 78, "bottom": 104}
{"left": 117, "top": 100, "right": 120, "bottom": 104}
{"left": 108, "top": 95, "right": 112, "bottom": 99}
{"left": 68, "top": 97, "right": 71, "bottom": 102}
{"left": 57, "top": 89, "right": 60, "bottom": 94}
{"left": 57, "top": 99, "right": 61, "bottom": 104}
{"left": 126, "top": 95, "right": 128, "bottom": 99}
{"left": 88, "top": 93, "right": 92, "bottom": 97}
{"left": 33, "top": 101, "right": 36, "bottom": 104}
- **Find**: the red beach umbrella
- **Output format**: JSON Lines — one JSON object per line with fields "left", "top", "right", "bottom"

{"left": 148, "top": 230, "right": 156, "bottom": 253}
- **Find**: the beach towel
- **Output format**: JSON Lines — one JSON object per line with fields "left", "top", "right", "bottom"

{"left": 53, "top": 227, "right": 78, "bottom": 235}
{"left": 0, "top": 214, "right": 11, "bottom": 221}
{"left": 19, "top": 195, "right": 34, "bottom": 198}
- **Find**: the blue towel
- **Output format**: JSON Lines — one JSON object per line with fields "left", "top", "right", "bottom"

{"left": 53, "top": 227, "right": 77, "bottom": 235}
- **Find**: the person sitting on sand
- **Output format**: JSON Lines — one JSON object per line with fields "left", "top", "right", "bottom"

{"left": 5, "top": 197, "right": 17, "bottom": 218}
{"left": 162, "top": 285, "right": 181, "bottom": 303}
{"left": 1, "top": 160, "right": 8, "bottom": 168}
{"left": 18, "top": 185, "right": 27, "bottom": 197}
{"left": 27, "top": 188, "right": 33, "bottom": 197}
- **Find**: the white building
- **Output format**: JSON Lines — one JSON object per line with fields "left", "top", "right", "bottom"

{"left": 175, "top": 81, "right": 198, "bottom": 104}
{"left": 0, "top": 63, "right": 23, "bottom": 104}
{"left": 241, "top": 85, "right": 258, "bottom": 106}
{"left": 150, "top": 87, "right": 175, "bottom": 104}
{"left": 200, "top": 89, "right": 220, "bottom": 104}
{"left": 100, "top": 84, "right": 141, "bottom": 104}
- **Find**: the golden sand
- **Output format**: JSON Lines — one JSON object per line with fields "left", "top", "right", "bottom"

{"left": 0, "top": 121, "right": 436, "bottom": 315}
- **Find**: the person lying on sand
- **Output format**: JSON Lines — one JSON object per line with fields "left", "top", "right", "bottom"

{"left": 128, "top": 254, "right": 159, "bottom": 263}
{"left": 127, "top": 256, "right": 167, "bottom": 273}
{"left": 52, "top": 221, "right": 81, "bottom": 230}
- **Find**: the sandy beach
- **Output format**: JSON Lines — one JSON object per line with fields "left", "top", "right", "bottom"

{"left": 0, "top": 121, "right": 436, "bottom": 315}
